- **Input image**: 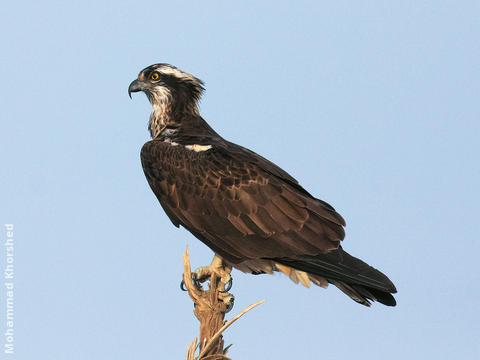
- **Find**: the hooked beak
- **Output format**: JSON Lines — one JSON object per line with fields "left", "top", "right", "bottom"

{"left": 128, "top": 79, "right": 147, "bottom": 99}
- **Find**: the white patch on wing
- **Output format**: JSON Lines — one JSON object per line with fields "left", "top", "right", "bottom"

{"left": 185, "top": 144, "right": 213, "bottom": 152}
{"left": 164, "top": 138, "right": 179, "bottom": 146}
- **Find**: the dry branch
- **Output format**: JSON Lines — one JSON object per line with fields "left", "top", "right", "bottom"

{"left": 183, "top": 246, "right": 265, "bottom": 360}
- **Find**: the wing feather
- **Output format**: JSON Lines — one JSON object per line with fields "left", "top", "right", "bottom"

{"left": 141, "top": 139, "right": 345, "bottom": 264}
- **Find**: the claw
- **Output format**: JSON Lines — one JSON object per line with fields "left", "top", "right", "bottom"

{"left": 180, "top": 273, "right": 202, "bottom": 291}
{"left": 192, "top": 273, "right": 202, "bottom": 290}
{"left": 220, "top": 277, "right": 233, "bottom": 293}
{"left": 225, "top": 294, "right": 235, "bottom": 313}
{"left": 180, "top": 280, "right": 187, "bottom": 291}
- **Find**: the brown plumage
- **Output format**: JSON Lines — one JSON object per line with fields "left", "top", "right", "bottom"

{"left": 129, "top": 63, "right": 397, "bottom": 306}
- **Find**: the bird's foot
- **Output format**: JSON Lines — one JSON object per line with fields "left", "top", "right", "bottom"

{"left": 180, "top": 255, "right": 234, "bottom": 312}
{"left": 193, "top": 255, "right": 233, "bottom": 292}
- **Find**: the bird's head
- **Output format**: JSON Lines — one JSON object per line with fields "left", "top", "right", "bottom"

{"left": 128, "top": 63, "right": 204, "bottom": 109}
{"left": 129, "top": 63, "right": 205, "bottom": 137}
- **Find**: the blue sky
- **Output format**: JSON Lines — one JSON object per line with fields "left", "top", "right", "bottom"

{"left": 1, "top": 1, "right": 479, "bottom": 359}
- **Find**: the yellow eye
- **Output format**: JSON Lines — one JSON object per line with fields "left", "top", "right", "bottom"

{"left": 151, "top": 72, "right": 160, "bottom": 80}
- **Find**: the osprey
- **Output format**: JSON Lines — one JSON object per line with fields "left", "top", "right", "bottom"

{"left": 129, "top": 63, "right": 397, "bottom": 306}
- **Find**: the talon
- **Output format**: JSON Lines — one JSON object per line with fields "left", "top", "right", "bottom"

{"left": 225, "top": 295, "right": 235, "bottom": 313}
{"left": 180, "top": 273, "right": 202, "bottom": 291}
{"left": 220, "top": 277, "right": 233, "bottom": 293}
{"left": 180, "top": 280, "right": 187, "bottom": 291}
{"left": 192, "top": 273, "right": 202, "bottom": 290}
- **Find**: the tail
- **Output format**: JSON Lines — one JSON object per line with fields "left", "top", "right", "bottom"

{"left": 273, "top": 247, "right": 397, "bottom": 307}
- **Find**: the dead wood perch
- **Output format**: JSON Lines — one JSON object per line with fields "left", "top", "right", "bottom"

{"left": 182, "top": 246, "right": 265, "bottom": 360}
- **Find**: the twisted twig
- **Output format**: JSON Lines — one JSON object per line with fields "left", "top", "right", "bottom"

{"left": 183, "top": 246, "right": 265, "bottom": 360}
